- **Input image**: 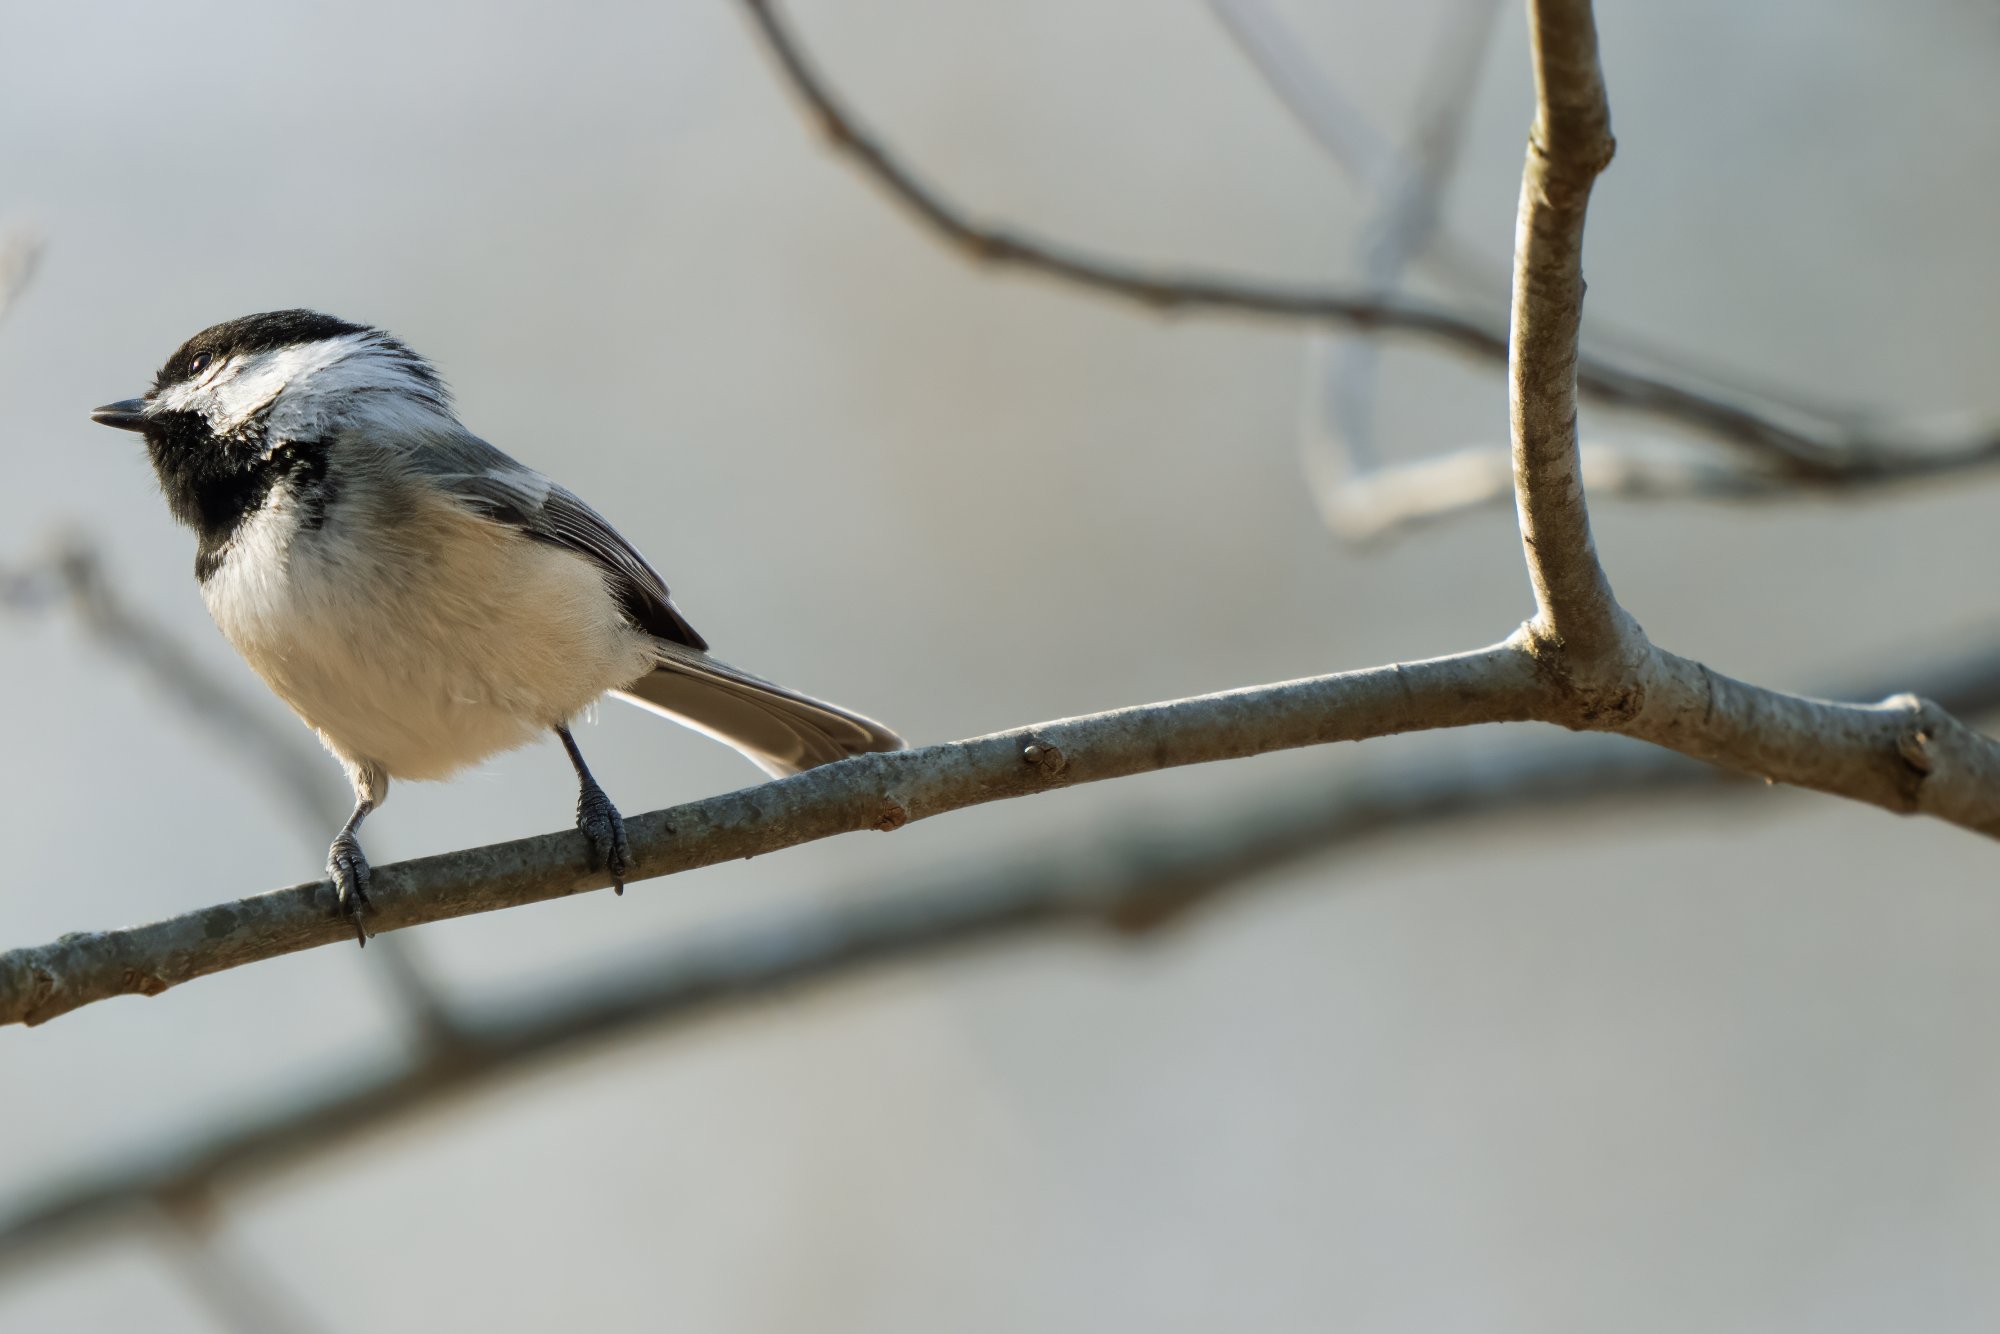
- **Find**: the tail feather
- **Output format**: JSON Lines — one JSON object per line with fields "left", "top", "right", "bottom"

{"left": 613, "top": 643, "right": 903, "bottom": 777}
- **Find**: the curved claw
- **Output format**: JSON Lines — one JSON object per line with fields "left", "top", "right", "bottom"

{"left": 327, "top": 830, "right": 373, "bottom": 947}
{"left": 576, "top": 780, "right": 630, "bottom": 895}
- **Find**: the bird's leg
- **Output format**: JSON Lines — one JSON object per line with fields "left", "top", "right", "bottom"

{"left": 326, "top": 799, "right": 375, "bottom": 947}
{"left": 558, "top": 724, "right": 629, "bottom": 894}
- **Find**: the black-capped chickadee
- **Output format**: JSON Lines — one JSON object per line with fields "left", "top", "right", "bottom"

{"left": 92, "top": 310, "right": 902, "bottom": 944}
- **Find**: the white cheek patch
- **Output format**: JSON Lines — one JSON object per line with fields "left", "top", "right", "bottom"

{"left": 158, "top": 334, "right": 448, "bottom": 447}
{"left": 150, "top": 373, "right": 217, "bottom": 415}
{"left": 209, "top": 338, "right": 365, "bottom": 437}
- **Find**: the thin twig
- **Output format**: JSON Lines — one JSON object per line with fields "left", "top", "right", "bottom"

{"left": 1510, "top": 0, "right": 1624, "bottom": 656}
{"left": 737, "top": 0, "right": 2000, "bottom": 486}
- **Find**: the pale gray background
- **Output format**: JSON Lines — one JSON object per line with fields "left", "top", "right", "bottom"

{"left": 2, "top": 1, "right": 1998, "bottom": 1330}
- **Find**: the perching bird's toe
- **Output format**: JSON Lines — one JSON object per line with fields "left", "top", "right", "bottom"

{"left": 576, "top": 779, "right": 629, "bottom": 895}
{"left": 326, "top": 830, "right": 373, "bottom": 947}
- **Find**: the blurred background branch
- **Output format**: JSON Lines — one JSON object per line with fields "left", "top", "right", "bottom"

{"left": 1317, "top": 432, "right": 2000, "bottom": 544}
{"left": 1237, "top": 0, "right": 1503, "bottom": 490}
{"left": 740, "top": 0, "right": 2000, "bottom": 508}
{"left": 1321, "top": 438, "right": 1797, "bottom": 544}
{"left": 1207, "top": 0, "right": 1872, "bottom": 424}
{"left": 155, "top": 1203, "right": 331, "bottom": 1334}
{"left": 1200, "top": 0, "right": 2000, "bottom": 539}
{"left": 731, "top": 2, "right": 1513, "bottom": 342}
{"left": 0, "top": 231, "right": 38, "bottom": 323}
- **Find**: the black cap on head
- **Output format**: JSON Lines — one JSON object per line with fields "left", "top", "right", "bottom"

{"left": 153, "top": 310, "right": 371, "bottom": 391}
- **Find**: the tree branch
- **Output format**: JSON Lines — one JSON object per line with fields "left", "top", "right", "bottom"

{"left": 7, "top": 616, "right": 2000, "bottom": 1031}
{"left": 1493, "top": 2, "right": 2000, "bottom": 826}
{"left": 0, "top": 737, "right": 1648, "bottom": 1260}
{"left": 1511, "top": 0, "right": 1624, "bottom": 656}
{"left": 735, "top": 0, "right": 2000, "bottom": 491}
{"left": 6, "top": 633, "right": 1999, "bottom": 1262}
{"left": 0, "top": 645, "right": 1546, "bottom": 1027}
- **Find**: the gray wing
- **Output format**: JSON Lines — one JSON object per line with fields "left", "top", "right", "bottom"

{"left": 408, "top": 428, "right": 708, "bottom": 650}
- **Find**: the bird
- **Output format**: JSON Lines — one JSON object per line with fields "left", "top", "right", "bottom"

{"left": 91, "top": 309, "right": 902, "bottom": 944}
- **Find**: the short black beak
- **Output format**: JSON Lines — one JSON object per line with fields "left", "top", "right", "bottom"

{"left": 90, "top": 398, "right": 151, "bottom": 432}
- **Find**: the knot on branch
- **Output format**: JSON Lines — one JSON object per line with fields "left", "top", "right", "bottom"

{"left": 1554, "top": 680, "right": 1645, "bottom": 730}
{"left": 872, "top": 797, "right": 909, "bottom": 832}
{"left": 20, "top": 966, "right": 57, "bottom": 1020}
{"left": 119, "top": 966, "right": 168, "bottom": 998}
{"left": 1517, "top": 621, "right": 1648, "bottom": 730}
{"left": 1021, "top": 738, "right": 1068, "bottom": 778}
{"left": 1526, "top": 128, "right": 1616, "bottom": 211}
{"left": 1884, "top": 694, "right": 1940, "bottom": 801}
{"left": 1897, "top": 729, "right": 1934, "bottom": 777}
{"left": 1559, "top": 131, "right": 1617, "bottom": 177}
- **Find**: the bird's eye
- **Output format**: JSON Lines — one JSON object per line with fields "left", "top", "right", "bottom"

{"left": 188, "top": 352, "right": 215, "bottom": 377}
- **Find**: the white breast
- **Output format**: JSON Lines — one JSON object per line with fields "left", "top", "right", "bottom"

{"left": 202, "top": 471, "right": 656, "bottom": 783}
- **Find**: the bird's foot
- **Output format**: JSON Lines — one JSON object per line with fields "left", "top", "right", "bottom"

{"left": 576, "top": 778, "right": 629, "bottom": 894}
{"left": 327, "top": 830, "right": 373, "bottom": 947}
